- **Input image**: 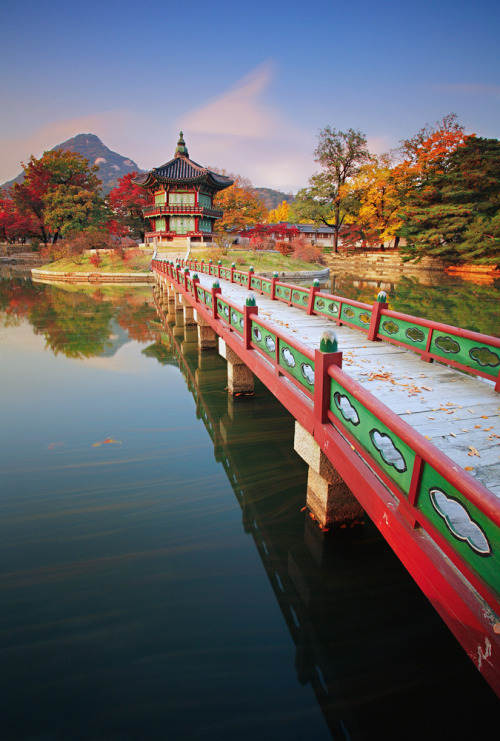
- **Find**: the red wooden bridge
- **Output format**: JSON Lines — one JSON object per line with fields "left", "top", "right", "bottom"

{"left": 152, "top": 257, "right": 500, "bottom": 696}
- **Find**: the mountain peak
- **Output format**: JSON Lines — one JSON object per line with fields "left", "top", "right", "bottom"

{"left": 1, "top": 133, "right": 144, "bottom": 194}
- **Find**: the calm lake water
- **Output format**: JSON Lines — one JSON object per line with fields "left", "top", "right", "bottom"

{"left": 0, "top": 271, "right": 498, "bottom": 740}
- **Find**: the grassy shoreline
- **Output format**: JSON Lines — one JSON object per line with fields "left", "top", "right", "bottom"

{"left": 39, "top": 249, "right": 326, "bottom": 275}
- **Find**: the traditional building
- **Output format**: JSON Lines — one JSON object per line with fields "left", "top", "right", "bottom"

{"left": 134, "top": 133, "right": 233, "bottom": 246}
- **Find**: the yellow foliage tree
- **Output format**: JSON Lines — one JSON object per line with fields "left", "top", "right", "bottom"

{"left": 213, "top": 173, "right": 267, "bottom": 233}
{"left": 341, "top": 154, "right": 405, "bottom": 247}
{"left": 267, "top": 200, "right": 290, "bottom": 223}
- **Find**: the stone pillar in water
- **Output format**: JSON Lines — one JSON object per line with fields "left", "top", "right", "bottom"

{"left": 194, "top": 310, "right": 218, "bottom": 350}
{"left": 294, "top": 422, "right": 363, "bottom": 528}
{"left": 218, "top": 338, "right": 254, "bottom": 395}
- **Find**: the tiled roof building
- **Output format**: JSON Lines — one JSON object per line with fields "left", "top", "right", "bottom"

{"left": 134, "top": 133, "right": 233, "bottom": 245}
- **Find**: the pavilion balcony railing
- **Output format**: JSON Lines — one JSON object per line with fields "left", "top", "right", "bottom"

{"left": 145, "top": 231, "right": 213, "bottom": 240}
{"left": 143, "top": 204, "right": 223, "bottom": 218}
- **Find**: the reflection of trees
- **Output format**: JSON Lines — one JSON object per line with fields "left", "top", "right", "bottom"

{"left": 0, "top": 276, "right": 159, "bottom": 358}
{"left": 0, "top": 276, "right": 43, "bottom": 327}
{"left": 331, "top": 274, "right": 500, "bottom": 336}
{"left": 29, "top": 291, "right": 116, "bottom": 358}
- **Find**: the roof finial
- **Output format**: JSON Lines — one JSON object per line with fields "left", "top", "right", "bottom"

{"left": 175, "top": 131, "right": 189, "bottom": 158}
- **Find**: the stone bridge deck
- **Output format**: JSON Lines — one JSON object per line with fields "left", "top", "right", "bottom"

{"left": 195, "top": 271, "right": 500, "bottom": 499}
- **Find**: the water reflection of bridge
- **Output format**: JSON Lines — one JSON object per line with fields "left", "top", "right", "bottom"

{"left": 154, "top": 298, "right": 499, "bottom": 737}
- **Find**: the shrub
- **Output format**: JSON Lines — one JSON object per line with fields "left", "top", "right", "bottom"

{"left": 89, "top": 251, "right": 103, "bottom": 269}
{"left": 275, "top": 240, "right": 293, "bottom": 256}
{"left": 291, "top": 236, "right": 323, "bottom": 264}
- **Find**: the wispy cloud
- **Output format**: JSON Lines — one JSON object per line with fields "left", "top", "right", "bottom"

{"left": 434, "top": 83, "right": 500, "bottom": 97}
{"left": 179, "top": 62, "right": 315, "bottom": 192}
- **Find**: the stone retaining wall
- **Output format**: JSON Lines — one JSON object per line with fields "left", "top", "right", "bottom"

{"left": 323, "top": 251, "right": 446, "bottom": 277}
{"left": 31, "top": 269, "right": 155, "bottom": 284}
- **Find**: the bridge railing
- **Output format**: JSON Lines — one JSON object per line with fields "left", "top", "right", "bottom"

{"left": 153, "top": 258, "right": 500, "bottom": 616}
{"left": 326, "top": 363, "right": 500, "bottom": 614}
{"left": 177, "top": 259, "right": 499, "bottom": 390}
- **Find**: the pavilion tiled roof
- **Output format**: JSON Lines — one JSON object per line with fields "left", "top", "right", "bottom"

{"left": 133, "top": 132, "right": 233, "bottom": 191}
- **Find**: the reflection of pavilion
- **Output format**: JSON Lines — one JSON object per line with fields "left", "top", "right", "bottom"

{"left": 152, "top": 294, "right": 499, "bottom": 739}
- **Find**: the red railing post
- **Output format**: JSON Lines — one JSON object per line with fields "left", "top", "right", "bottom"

{"left": 217, "top": 261, "right": 222, "bottom": 279}
{"left": 244, "top": 303, "right": 258, "bottom": 350}
{"left": 271, "top": 273, "right": 278, "bottom": 301}
{"left": 230, "top": 262, "right": 235, "bottom": 283}
{"left": 192, "top": 275, "right": 200, "bottom": 303}
{"left": 212, "top": 285, "right": 221, "bottom": 319}
{"left": 422, "top": 327, "right": 434, "bottom": 363}
{"left": 368, "top": 293, "right": 388, "bottom": 341}
{"left": 307, "top": 281, "right": 319, "bottom": 315}
{"left": 314, "top": 339, "right": 342, "bottom": 424}
{"left": 247, "top": 267, "right": 254, "bottom": 290}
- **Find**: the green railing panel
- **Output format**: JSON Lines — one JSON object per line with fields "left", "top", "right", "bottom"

{"left": 417, "top": 464, "right": 500, "bottom": 598}
{"left": 234, "top": 271, "right": 245, "bottom": 285}
{"left": 230, "top": 307, "right": 244, "bottom": 335}
{"left": 314, "top": 296, "right": 340, "bottom": 318}
{"left": 221, "top": 268, "right": 231, "bottom": 280}
{"left": 378, "top": 316, "right": 429, "bottom": 350}
{"left": 340, "top": 304, "right": 372, "bottom": 330}
{"left": 206, "top": 292, "right": 212, "bottom": 308}
{"left": 217, "top": 298, "right": 230, "bottom": 323}
{"left": 261, "top": 281, "right": 272, "bottom": 295}
{"left": 251, "top": 321, "right": 276, "bottom": 358}
{"left": 196, "top": 286, "right": 206, "bottom": 304}
{"left": 291, "top": 288, "right": 309, "bottom": 307}
{"left": 278, "top": 341, "right": 315, "bottom": 392}
{"left": 329, "top": 381, "right": 415, "bottom": 494}
{"left": 275, "top": 285, "right": 292, "bottom": 301}
{"left": 430, "top": 332, "right": 500, "bottom": 378}
{"left": 250, "top": 276, "right": 262, "bottom": 290}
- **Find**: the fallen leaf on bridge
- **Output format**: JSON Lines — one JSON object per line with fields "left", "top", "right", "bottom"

{"left": 468, "top": 446, "right": 480, "bottom": 457}
{"left": 464, "top": 466, "right": 475, "bottom": 471}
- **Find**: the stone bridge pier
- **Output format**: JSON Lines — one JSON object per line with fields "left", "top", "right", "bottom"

{"left": 294, "top": 423, "right": 364, "bottom": 529}
{"left": 218, "top": 338, "right": 254, "bottom": 395}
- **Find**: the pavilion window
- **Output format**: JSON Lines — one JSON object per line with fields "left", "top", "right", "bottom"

{"left": 199, "top": 218, "right": 212, "bottom": 233}
{"left": 154, "top": 192, "right": 166, "bottom": 205}
{"left": 171, "top": 216, "right": 195, "bottom": 234}
{"left": 199, "top": 193, "right": 212, "bottom": 208}
{"left": 169, "top": 192, "right": 195, "bottom": 206}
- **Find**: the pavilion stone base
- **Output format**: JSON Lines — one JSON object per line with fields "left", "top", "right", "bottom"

{"left": 294, "top": 422, "right": 364, "bottom": 529}
{"left": 194, "top": 310, "right": 218, "bottom": 350}
{"left": 218, "top": 338, "right": 254, "bottom": 395}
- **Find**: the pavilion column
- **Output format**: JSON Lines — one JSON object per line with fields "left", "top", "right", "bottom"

{"left": 294, "top": 423, "right": 364, "bottom": 528}
{"left": 218, "top": 338, "right": 254, "bottom": 395}
{"left": 194, "top": 310, "right": 218, "bottom": 350}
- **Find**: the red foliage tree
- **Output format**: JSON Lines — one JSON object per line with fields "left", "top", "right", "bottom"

{"left": 107, "top": 172, "right": 149, "bottom": 241}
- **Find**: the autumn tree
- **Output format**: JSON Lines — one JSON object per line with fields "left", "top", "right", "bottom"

{"left": 341, "top": 154, "right": 405, "bottom": 248}
{"left": 107, "top": 172, "right": 149, "bottom": 241}
{"left": 0, "top": 190, "right": 38, "bottom": 244}
{"left": 399, "top": 136, "right": 500, "bottom": 264}
{"left": 267, "top": 200, "right": 290, "bottom": 223}
{"left": 291, "top": 127, "right": 372, "bottom": 252}
{"left": 212, "top": 172, "right": 267, "bottom": 233}
{"left": 11, "top": 149, "right": 105, "bottom": 246}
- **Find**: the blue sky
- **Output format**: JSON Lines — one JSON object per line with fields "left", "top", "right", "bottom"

{"left": 1, "top": 0, "right": 498, "bottom": 191}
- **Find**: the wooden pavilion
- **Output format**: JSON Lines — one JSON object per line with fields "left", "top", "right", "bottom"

{"left": 134, "top": 133, "right": 233, "bottom": 246}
